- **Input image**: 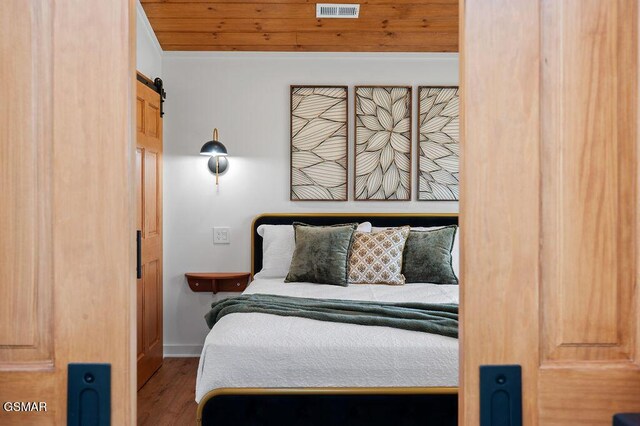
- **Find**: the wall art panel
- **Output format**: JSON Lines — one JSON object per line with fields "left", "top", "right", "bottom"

{"left": 354, "top": 86, "right": 412, "bottom": 200}
{"left": 290, "top": 86, "right": 348, "bottom": 201}
{"left": 417, "top": 86, "right": 459, "bottom": 200}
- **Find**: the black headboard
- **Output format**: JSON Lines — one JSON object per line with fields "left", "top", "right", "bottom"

{"left": 251, "top": 213, "right": 458, "bottom": 276}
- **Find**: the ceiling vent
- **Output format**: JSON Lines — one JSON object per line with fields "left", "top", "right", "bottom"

{"left": 316, "top": 3, "right": 360, "bottom": 18}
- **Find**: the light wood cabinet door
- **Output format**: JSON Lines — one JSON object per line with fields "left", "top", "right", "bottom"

{"left": 0, "top": 0, "right": 135, "bottom": 424}
{"left": 136, "top": 78, "right": 164, "bottom": 389}
{"left": 461, "top": 0, "right": 640, "bottom": 424}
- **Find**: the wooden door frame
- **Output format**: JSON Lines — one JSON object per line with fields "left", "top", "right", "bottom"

{"left": 460, "top": 0, "right": 640, "bottom": 424}
{"left": 51, "top": 0, "right": 138, "bottom": 422}
{"left": 0, "top": 0, "right": 136, "bottom": 424}
{"left": 457, "top": 0, "right": 548, "bottom": 422}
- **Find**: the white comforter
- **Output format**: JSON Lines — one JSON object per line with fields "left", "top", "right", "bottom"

{"left": 195, "top": 278, "right": 459, "bottom": 402}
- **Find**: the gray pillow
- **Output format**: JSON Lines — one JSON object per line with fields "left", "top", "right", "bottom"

{"left": 402, "top": 226, "right": 458, "bottom": 284}
{"left": 285, "top": 223, "right": 357, "bottom": 286}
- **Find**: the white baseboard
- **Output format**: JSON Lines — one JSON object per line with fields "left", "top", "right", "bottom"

{"left": 163, "top": 344, "right": 202, "bottom": 357}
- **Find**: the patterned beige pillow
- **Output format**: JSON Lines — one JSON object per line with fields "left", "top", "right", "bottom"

{"left": 348, "top": 226, "right": 410, "bottom": 285}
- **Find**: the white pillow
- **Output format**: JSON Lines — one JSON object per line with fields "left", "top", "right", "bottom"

{"left": 357, "top": 221, "right": 372, "bottom": 233}
{"left": 372, "top": 225, "right": 460, "bottom": 280}
{"left": 254, "top": 222, "right": 372, "bottom": 279}
{"left": 254, "top": 224, "right": 295, "bottom": 279}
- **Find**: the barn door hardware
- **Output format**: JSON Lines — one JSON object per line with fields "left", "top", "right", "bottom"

{"left": 480, "top": 365, "right": 522, "bottom": 426}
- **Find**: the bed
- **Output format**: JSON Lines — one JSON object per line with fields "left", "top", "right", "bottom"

{"left": 196, "top": 213, "right": 459, "bottom": 426}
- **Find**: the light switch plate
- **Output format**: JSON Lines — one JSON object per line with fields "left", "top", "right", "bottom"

{"left": 213, "top": 227, "right": 230, "bottom": 244}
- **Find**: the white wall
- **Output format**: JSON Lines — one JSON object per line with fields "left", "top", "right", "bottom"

{"left": 162, "top": 52, "right": 459, "bottom": 356}
{"left": 136, "top": 1, "right": 162, "bottom": 78}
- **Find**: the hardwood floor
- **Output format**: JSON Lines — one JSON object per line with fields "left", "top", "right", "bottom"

{"left": 138, "top": 357, "right": 199, "bottom": 425}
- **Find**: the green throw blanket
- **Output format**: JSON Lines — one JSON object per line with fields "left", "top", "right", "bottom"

{"left": 205, "top": 294, "right": 458, "bottom": 338}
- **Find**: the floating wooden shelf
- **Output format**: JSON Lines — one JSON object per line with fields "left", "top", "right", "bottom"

{"left": 185, "top": 272, "right": 250, "bottom": 294}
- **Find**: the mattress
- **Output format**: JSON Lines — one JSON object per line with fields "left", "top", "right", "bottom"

{"left": 195, "top": 278, "right": 459, "bottom": 402}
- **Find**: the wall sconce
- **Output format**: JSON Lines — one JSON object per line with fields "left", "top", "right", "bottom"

{"left": 199, "top": 128, "right": 228, "bottom": 186}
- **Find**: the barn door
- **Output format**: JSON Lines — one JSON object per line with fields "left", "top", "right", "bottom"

{"left": 461, "top": 0, "right": 640, "bottom": 424}
{"left": 136, "top": 76, "right": 164, "bottom": 389}
{"left": 0, "top": 0, "right": 135, "bottom": 424}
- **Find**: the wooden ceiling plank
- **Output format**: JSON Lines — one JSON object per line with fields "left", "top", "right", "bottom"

{"left": 295, "top": 31, "right": 457, "bottom": 46}
{"left": 142, "top": 0, "right": 456, "bottom": 4}
{"left": 155, "top": 31, "right": 299, "bottom": 45}
{"left": 156, "top": 31, "right": 456, "bottom": 47}
{"left": 160, "top": 44, "right": 458, "bottom": 52}
{"left": 142, "top": 1, "right": 459, "bottom": 52}
{"left": 141, "top": 3, "right": 458, "bottom": 20}
{"left": 148, "top": 17, "right": 458, "bottom": 33}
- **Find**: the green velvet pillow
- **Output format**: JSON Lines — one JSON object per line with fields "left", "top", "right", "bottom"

{"left": 285, "top": 223, "right": 357, "bottom": 286}
{"left": 402, "top": 226, "right": 458, "bottom": 284}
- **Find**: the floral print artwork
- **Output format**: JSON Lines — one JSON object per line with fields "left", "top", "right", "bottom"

{"left": 417, "top": 87, "right": 459, "bottom": 201}
{"left": 355, "top": 87, "right": 411, "bottom": 200}
{"left": 291, "top": 86, "right": 348, "bottom": 200}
